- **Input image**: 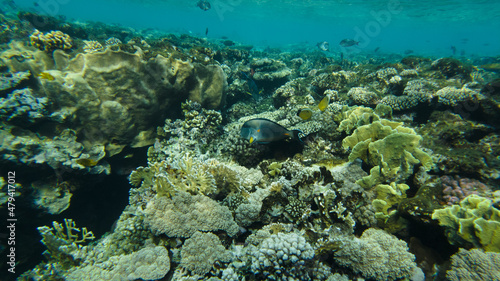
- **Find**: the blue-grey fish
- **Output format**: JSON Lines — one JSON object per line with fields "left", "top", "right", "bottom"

{"left": 339, "top": 39, "right": 359, "bottom": 47}
{"left": 240, "top": 118, "right": 303, "bottom": 144}
{"left": 197, "top": 0, "right": 211, "bottom": 11}
{"left": 317, "top": 41, "right": 329, "bottom": 51}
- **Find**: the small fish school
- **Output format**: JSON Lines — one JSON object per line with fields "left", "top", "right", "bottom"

{"left": 296, "top": 96, "right": 329, "bottom": 120}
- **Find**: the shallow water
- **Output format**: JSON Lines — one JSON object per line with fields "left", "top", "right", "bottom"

{"left": 12, "top": 0, "right": 500, "bottom": 56}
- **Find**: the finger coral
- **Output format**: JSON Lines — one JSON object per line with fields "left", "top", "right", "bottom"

{"left": 30, "top": 29, "right": 72, "bottom": 52}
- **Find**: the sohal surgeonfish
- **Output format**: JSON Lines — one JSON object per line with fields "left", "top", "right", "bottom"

{"left": 241, "top": 118, "right": 304, "bottom": 144}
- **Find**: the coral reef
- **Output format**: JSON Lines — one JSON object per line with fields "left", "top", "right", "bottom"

{"left": 7, "top": 12, "right": 500, "bottom": 281}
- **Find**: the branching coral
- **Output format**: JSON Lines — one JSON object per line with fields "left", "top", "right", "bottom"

{"left": 30, "top": 29, "right": 72, "bottom": 51}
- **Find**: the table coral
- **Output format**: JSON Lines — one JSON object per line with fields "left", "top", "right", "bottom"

{"left": 143, "top": 191, "right": 239, "bottom": 238}
{"left": 436, "top": 86, "right": 479, "bottom": 107}
{"left": 346, "top": 87, "right": 379, "bottom": 106}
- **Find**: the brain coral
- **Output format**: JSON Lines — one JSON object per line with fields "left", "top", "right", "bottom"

{"left": 333, "top": 228, "right": 416, "bottom": 281}
{"left": 143, "top": 191, "right": 239, "bottom": 238}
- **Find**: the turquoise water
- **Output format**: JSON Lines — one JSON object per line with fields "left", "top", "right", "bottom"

{"left": 2, "top": 1, "right": 500, "bottom": 280}
{"left": 13, "top": 0, "right": 500, "bottom": 56}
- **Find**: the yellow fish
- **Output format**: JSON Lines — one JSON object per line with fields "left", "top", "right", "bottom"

{"left": 318, "top": 96, "right": 329, "bottom": 112}
{"left": 480, "top": 63, "right": 500, "bottom": 72}
{"left": 37, "top": 72, "right": 55, "bottom": 81}
{"left": 297, "top": 108, "right": 313, "bottom": 120}
{"left": 75, "top": 158, "right": 98, "bottom": 167}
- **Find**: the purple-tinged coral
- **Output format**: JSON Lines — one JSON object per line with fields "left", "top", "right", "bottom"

{"left": 441, "top": 175, "right": 490, "bottom": 205}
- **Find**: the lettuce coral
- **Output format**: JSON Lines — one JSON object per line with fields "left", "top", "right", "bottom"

{"left": 342, "top": 119, "right": 432, "bottom": 188}
{"left": 432, "top": 194, "right": 500, "bottom": 252}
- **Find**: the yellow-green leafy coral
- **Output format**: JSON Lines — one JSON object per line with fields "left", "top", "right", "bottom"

{"left": 432, "top": 194, "right": 500, "bottom": 252}
{"left": 336, "top": 104, "right": 392, "bottom": 134}
{"left": 372, "top": 182, "right": 410, "bottom": 221}
{"left": 342, "top": 119, "right": 432, "bottom": 188}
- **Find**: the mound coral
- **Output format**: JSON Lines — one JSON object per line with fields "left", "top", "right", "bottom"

{"left": 446, "top": 248, "right": 500, "bottom": 281}
{"left": 333, "top": 228, "right": 417, "bottom": 281}
{"left": 143, "top": 191, "right": 239, "bottom": 238}
{"left": 66, "top": 245, "right": 170, "bottom": 281}
{"left": 180, "top": 231, "right": 232, "bottom": 275}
